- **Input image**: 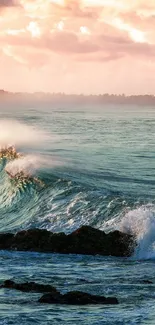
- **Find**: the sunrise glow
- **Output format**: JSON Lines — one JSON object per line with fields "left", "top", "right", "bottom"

{"left": 129, "top": 30, "right": 146, "bottom": 44}
{"left": 80, "top": 26, "right": 90, "bottom": 35}
{"left": 27, "top": 22, "right": 41, "bottom": 38}
{"left": 0, "top": 0, "right": 155, "bottom": 94}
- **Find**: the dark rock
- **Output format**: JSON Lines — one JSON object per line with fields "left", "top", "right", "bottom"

{"left": 62, "top": 291, "right": 118, "bottom": 305}
{"left": 1, "top": 280, "right": 119, "bottom": 305}
{"left": 0, "top": 233, "right": 14, "bottom": 249}
{"left": 12, "top": 229, "right": 68, "bottom": 253}
{"left": 67, "top": 226, "right": 134, "bottom": 257}
{"left": 142, "top": 280, "right": 153, "bottom": 284}
{"left": 38, "top": 292, "right": 62, "bottom": 304}
{"left": 0, "top": 225, "right": 135, "bottom": 257}
{"left": 1, "top": 280, "right": 59, "bottom": 295}
{"left": 39, "top": 291, "right": 119, "bottom": 305}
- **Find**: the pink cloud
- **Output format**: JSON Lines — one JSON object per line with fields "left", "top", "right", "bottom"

{"left": 0, "top": 0, "right": 15, "bottom": 6}
{"left": 1, "top": 0, "right": 155, "bottom": 93}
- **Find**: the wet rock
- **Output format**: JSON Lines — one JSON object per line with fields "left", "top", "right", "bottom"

{"left": 39, "top": 291, "right": 119, "bottom": 305}
{"left": 1, "top": 280, "right": 59, "bottom": 295}
{"left": 0, "top": 225, "right": 135, "bottom": 257}
{"left": 142, "top": 280, "right": 153, "bottom": 284}
{"left": 67, "top": 226, "right": 135, "bottom": 257}
{"left": 62, "top": 291, "right": 119, "bottom": 305}
{"left": 12, "top": 228, "right": 68, "bottom": 252}
{"left": 1, "top": 280, "right": 119, "bottom": 305}
{"left": 38, "top": 292, "right": 63, "bottom": 304}
{"left": 0, "top": 233, "right": 14, "bottom": 249}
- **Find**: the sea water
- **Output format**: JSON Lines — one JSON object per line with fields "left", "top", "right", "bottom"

{"left": 0, "top": 104, "right": 155, "bottom": 324}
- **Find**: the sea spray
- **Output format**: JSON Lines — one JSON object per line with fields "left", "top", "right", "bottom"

{"left": 0, "top": 119, "right": 63, "bottom": 176}
{"left": 5, "top": 155, "right": 62, "bottom": 176}
{"left": 119, "top": 204, "right": 155, "bottom": 260}
{"left": 0, "top": 119, "right": 51, "bottom": 150}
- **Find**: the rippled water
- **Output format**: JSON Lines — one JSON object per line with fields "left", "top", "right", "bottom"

{"left": 0, "top": 103, "right": 155, "bottom": 324}
{"left": 1, "top": 251, "right": 155, "bottom": 325}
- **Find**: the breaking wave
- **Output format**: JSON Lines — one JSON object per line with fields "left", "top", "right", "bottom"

{"left": 120, "top": 205, "right": 155, "bottom": 260}
{"left": 0, "top": 120, "right": 155, "bottom": 261}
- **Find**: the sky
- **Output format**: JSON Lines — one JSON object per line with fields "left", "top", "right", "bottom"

{"left": 0, "top": 0, "right": 155, "bottom": 94}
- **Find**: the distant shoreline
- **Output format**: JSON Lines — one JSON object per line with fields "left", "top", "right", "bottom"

{"left": 0, "top": 89, "right": 155, "bottom": 106}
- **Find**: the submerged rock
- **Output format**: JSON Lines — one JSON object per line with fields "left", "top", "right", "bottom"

{"left": 142, "top": 280, "right": 153, "bottom": 284}
{"left": 1, "top": 280, "right": 119, "bottom": 305}
{"left": 0, "top": 225, "right": 135, "bottom": 257}
{"left": 0, "top": 280, "right": 59, "bottom": 295}
{"left": 39, "top": 291, "right": 119, "bottom": 305}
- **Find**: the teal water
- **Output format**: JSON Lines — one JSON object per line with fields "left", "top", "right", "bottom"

{"left": 0, "top": 104, "right": 155, "bottom": 324}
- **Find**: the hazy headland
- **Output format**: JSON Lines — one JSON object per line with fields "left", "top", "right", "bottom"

{"left": 1, "top": 89, "right": 155, "bottom": 106}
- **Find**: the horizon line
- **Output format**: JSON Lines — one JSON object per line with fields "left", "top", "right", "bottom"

{"left": 0, "top": 90, "right": 155, "bottom": 97}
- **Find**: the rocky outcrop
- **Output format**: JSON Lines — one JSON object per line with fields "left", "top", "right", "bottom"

{"left": 0, "top": 280, "right": 118, "bottom": 305}
{"left": 0, "top": 225, "right": 135, "bottom": 257}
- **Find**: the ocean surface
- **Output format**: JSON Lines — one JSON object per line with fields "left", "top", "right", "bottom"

{"left": 0, "top": 104, "right": 155, "bottom": 324}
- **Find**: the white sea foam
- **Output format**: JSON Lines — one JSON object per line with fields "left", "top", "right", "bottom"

{"left": 119, "top": 205, "right": 155, "bottom": 260}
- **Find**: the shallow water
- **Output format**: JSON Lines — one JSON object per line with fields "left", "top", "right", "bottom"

{"left": 0, "top": 103, "right": 155, "bottom": 324}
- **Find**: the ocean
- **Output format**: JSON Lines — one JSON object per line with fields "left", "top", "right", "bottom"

{"left": 0, "top": 103, "right": 155, "bottom": 324}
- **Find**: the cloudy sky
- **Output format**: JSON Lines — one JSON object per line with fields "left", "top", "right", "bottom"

{"left": 0, "top": 0, "right": 155, "bottom": 94}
